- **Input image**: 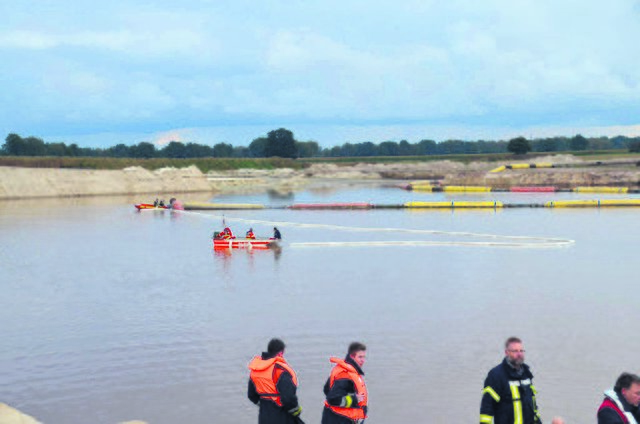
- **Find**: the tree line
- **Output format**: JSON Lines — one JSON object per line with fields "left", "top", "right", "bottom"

{"left": 2, "top": 129, "right": 640, "bottom": 159}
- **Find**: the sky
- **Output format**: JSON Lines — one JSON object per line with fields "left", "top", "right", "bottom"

{"left": 2, "top": 0, "right": 640, "bottom": 149}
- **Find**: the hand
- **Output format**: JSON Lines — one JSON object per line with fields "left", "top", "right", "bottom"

{"left": 356, "top": 393, "right": 365, "bottom": 402}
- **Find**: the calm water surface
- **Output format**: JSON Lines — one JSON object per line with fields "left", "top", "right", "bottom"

{"left": 1, "top": 185, "right": 639, "bottom": 423}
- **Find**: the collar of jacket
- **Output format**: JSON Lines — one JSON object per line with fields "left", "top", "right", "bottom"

{"left": 605, "top": 389, "right": 640, "bottom": 423}
{"left": 501, "top": 357, "right": 533, "bottom": 379}
{"left": 345, "top": 355, "right": 365, "bottom": 376}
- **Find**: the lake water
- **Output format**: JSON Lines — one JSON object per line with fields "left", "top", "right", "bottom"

{"left": 1, "top": 183, "right": 639, "bottom": 424}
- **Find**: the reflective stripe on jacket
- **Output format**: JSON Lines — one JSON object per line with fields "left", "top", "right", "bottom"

{"left": 249, "top": 356, "right": 298, "bottom": 407}
{"left": 324, "top": 357, "right": 368, "bottom": 421}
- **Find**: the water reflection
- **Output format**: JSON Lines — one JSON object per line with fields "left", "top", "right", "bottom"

{"left": 212, "top": 244, "right": 282, "bottom": 263}
{"left": 267, "top": 188, "right": 295, "bottom": 201}
{"left": 2, "top": 191, "right": 640, "bottom": 424}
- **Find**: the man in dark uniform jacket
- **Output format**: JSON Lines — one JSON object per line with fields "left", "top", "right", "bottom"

{"left": 480, "top": 337, "right": 542, "bottom": 424}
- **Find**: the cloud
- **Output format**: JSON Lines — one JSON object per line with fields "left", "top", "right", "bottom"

{"left": 2, "top": 0, "right": 640, "bottom": 146}
{"left": 0, "top": 28, "right": 212, "bottom": 59}
{"left": 153, "top": 130, "right": 185, "bottom": 147}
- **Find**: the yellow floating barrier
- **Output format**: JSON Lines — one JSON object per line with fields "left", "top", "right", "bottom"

{"left": 545, "top": 200, "right": 599, "bottom": 207}
{"left": 547, "top": 199, "right": 640, "bottom": 207}
{"left": 509, "top": 163, "right": 531, "bottom": 169}
{"left": 184, "top": 202, "right": 265, "bottom": 210}
{"left": 405, "top": 201, "right": 503, "bottom": 208}
{"left": 533, "top": 163, "right": 553, "bottom": 168}
{"left": 442, "top": 186, "right": 492, "bottom": 192}
{"left": 599, "top": 199, "right": 640, "bottom": 206}
{"left": 574, "top": 187, "right": 629, "bottom": 194}
{"left": 489, "top": 165, "right": 506, "bottom": 173}
{"left": 410, "top": 184, "right": 434, "bottom": 191}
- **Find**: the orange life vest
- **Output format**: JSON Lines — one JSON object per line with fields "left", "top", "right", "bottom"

{"left": 324, "top": 357, "right": 368, "bottom": 421}
{"left": 248, "top": 356, "right": 298, "bottom": 407}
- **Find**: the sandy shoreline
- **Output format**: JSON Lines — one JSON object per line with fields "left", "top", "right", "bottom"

{"left": 1, "top": 155, "right": 639, "bottom": 200}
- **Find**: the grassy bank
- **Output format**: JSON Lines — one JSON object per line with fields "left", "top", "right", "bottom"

{"left": 1, "top": 150, "right": 637, "bottom": 171}
{"left": 0, "top": 156, "right": 305, "bottom": 172}
{"left": 299, "top": 150, "right": 639, "bottom": 165}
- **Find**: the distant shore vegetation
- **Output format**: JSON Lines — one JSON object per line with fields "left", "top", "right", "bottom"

{"left": 2, "top": 128, "right": 639, "bottom": 171}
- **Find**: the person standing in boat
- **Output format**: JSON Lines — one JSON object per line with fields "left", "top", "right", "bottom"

{"left": 480, "top": 337, "right": 544, "bottom": 424}
{"left": 248, "top": 338, "right": 303, "bottom": 424}
{"left": 246, "top": 228, "right": 256, "bottom": 239}
{"left": 321, "top": 342, "right": 368, "bottom": 424}
{"left": 273, "top": 227, "right": 282, "bottom": 240}
{"left": 597, "top": 372, "right": 640, "bottom": 424}
{"left": 217, "top": 227, "right": 234, "bottom": 239}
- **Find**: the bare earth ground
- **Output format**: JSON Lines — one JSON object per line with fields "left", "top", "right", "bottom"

{"left": 1, "top": 155, "right": 639, "bottom": 200}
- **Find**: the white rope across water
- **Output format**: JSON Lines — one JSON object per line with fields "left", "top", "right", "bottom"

{"left": 180, "top": 210, "right": 575, "bottom": 249}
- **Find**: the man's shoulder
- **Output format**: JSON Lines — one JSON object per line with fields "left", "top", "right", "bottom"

{"left": 487, "top": 361, "right": 507, "bottom": 376}
{"left": 597, "top": 403, "right": 625, "bottom": 424}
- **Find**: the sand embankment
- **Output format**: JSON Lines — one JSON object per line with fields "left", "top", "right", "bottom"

{"left": 0, "top": 165, "right": 213, "bottom": 200}
{"left": 1, "top": 155, "right": 639, "bottom": 200}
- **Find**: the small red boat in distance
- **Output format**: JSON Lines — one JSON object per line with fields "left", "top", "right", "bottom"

{"left": 212, "top": 228, "right": 279, "bottom": 250}
{"left": 135, "top": 203, "right": 169, "bottom": 210}
{"left": 212, "top": 238, "right": 278, "bottom": 250}
{"left": 135, "top": 198, "right": 183, "bottom": 211}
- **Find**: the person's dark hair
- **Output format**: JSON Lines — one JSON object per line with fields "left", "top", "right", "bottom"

{"left": 505, "top": 336, "right": 522, "bottom": 349}
{"left": 267, "top": 338, "right": 286, "bottom": 355}
{"left": 614, "top": 372, "right": 640, "bottom": 392}
{"left": 348, "top": 342, "right": 366, "bottom": 356}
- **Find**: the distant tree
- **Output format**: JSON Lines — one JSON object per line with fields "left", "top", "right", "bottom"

{"left": 507, "top": 137, "right": 531, "bottom": 155}
{"left": 67, "top": 143, "right": 82, "bottom": 156}
{"left": 588, "top": 137, "right": 614, "bottom": 150}
{"left": 213, "top": 142, "right": 234, "bottom": 157}
{"left": 47, "top": 142, "right": 67, "bottom": 156}
{"left": 296, "top": 141, "right": 320, "bottom": 158}
{"left": 611, "top": 136, "right": 629, "bottom": 149}
{"left": 354, "top": 141, "right": 377, "bottom": 156}
{"left": 378, "top": 141, "right": 399, "bottom": 156}
{"left": 184, "top": 143, "right": 213, "bottom": 158}
{"left": 130, "top": 142, "right": 156, "bottom": 158}
{"left": 398, "top": 140, "right": 414, "bottom": 156}
{"left": 629, "top": 141, "right": 640, "bottom": 153}
{"left": 438, "top": 139, "right": 467, "bottom": 154}
{"left": 340, "top": 142, "right": 357, "bottom": 157}
{"left": 249, "top": 137, "right": 268, "bottom": 157}
{"left": 569, "top": 134, "right": 588, "bottom": 151}
{"left": 476, "top": 140, "right": 507, "bottom": 154}
{"left": 22, "top": 136, "right": 47, "bottom": 156}
{"left": 2, "top": 133, "right": 26, "bottom": 155}
{"left": 108, "top": 143, "right": 130, "bottom": 158}
{"left": 265, "top": 128, "right": 297, "bottom": 158}
{"left": 161, "top": 141, "right": 187, "bottom": 158}
{"left": 533, "top": 138, "right": 559, "bottom": 152}
{"left": 3, "top": 134, "right": 47, "bottom": 156}
{"left": 416, "top": 139, "right": 437, "bottom": 155}
{"left": 327, "top": 146, "right": 342, "bottom": 157}
{"left": 232, "top": 146, "right": 250, "bottom": 157}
